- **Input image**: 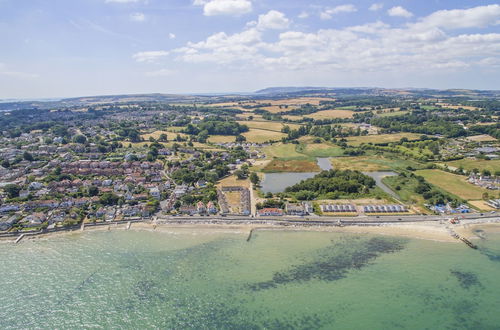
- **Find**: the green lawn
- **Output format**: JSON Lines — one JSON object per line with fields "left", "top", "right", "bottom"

{"left": 415, "top": 169, "right": 490, "bottom": 200}
{"left": 443, "top": 159, "right": 500, "bottom": 174}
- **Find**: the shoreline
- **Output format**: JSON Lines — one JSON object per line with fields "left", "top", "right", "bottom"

{"left": 4, "top": 220, "right": 500, "bottom": 244}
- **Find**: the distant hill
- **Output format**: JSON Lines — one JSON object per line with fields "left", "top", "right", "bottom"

{"left": 1, "top": 87, "right": 498, "bottom": 111}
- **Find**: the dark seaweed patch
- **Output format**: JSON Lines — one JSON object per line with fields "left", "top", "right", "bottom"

{"left": 450, "top": 270, "right": 482, "bottom": 290}
{"left": 249, "top": 236, "right": 407, "bottom": 291}
{"left": 478, "top": 247, "right": 500, "bottom": 262}
{"left": 134, "top": 279, "right": 166, "bottom": 301}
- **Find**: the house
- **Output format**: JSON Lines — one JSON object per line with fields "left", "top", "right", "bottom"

{"left": 285, "top": 203, "right": 309, "bottom": 216}
{"left": 149, "top": 187, "right": 161, "bottom": 200}
{"left": 0, "top": 215, "right": 19, "bottom": 231}
{"left": 196, "top": 201, "right": 206, "bottom": 214}
{"left": 23, "top": 213, "right": 46, "bottom": 227}
{"left": 0, "top": 204, "right": 21, "bottom": 213}
{"left": 206, "top": 201, "right": 217, "bottom": 214}
{"left": 257, "top": 208, "right": 283, "bottom": 216}
{"left": 179, "top": 205, "right": 197, "bottom": 215}
{"left": 174, "top": 185, "right": 188, "bottom": 197}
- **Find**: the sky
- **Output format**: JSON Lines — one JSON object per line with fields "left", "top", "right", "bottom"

{"left": 0, "top": 0, "right": 499, "bottom": 98}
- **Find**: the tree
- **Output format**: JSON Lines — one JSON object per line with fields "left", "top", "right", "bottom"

{"left": 482, "top": 169, "right": 492, "bottom": 177}
{"left": 3, "top": 184, "right": 21, "bottom": 198}
{"left": 1, "top": 159, "right": 10, "bottom": 168}
{"left": 234, "top": 169, "right": 246, "bottom": 180}
{"left": 99, "top": 192, "right": 120, "bottom": 205}
{"left": 73, "top": 134, "right": 87, "bottom": 144}
{"left": 87, "top": 185, "right": 99, "bottom": 197}
{"left": 235, "top": 134, "right": 246, "bottom": 143}
{"left": 23, "top": 151, "right": 34, "bottom": 161}
{"left": 250, "top": 172, "right": 260, "bottom": 185}
{"left": 158, "top": 133, "right": 168, "bottom": 142}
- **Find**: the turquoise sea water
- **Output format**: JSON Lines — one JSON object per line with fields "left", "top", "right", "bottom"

{"left": 1, "top": 227, "right": 500, "bottom": 329}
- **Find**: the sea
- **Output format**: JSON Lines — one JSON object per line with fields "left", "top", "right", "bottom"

{"left": 1, "top": 227, "right": 500, "bottom": 329}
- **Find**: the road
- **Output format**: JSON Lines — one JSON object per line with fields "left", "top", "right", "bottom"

{"left": 156, "top": 212, "right": 500, "bottom": 226}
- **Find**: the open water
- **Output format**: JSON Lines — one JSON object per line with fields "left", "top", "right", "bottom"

{"left": 1, "top": 227, "right": 500, "bottom": 329}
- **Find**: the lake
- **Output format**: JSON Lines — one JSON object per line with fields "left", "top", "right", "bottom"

{"left": 261, "top": 157, "right": 332, "bottom": 193}
{"left": 2, "top": 227, "right": 500, "bottom": 329}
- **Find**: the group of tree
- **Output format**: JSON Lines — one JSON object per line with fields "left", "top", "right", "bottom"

{"left": 285, "top": 169, "right": 376, "bottom": 198}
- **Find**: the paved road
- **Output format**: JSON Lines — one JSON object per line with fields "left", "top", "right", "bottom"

{"left": 156, "top": 212, "right": 500, "bottom": 226}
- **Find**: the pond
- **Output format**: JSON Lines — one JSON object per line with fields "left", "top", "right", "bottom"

{"left": 260, "top": 158, "right": 332, "bottom": 193}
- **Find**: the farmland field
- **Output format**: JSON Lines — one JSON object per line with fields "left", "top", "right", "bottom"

{"left": 242, "top": 128, "right": 286, "bottom": 143}
{"left": 443, "top": 158, "right": 500, "bottom": 173}
{"left": 207, "top": 135, "right": 236, "bottom": 143}
{"left": 377, "top": 110, "right": 409, "bottom": 117}
{"left": 262, "top": 159, "right": 320, "bottom": 173}
{"left": 236, "top": 120, "right": 301, "bottom": 132}
{"left": 465, "top": 134, "right": 497, "bottom": 142}
{"left": 141, "top": 130, "right": 188, "bottom": 141}
{"left": 296, "top": 143, "right": 344, "bottom": 157}
{"left": 415, "top": 169, "right": 490, "bottom": 200}
{"left": 346, "top": 133, "right": 421, "bottom": 146}
{"left": 262, "top": 143, "right": 308, "bottom": 160}
{"left": 305, "top": 109, "right": 355, "bottom": 119}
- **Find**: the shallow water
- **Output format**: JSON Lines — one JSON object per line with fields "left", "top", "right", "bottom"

{"left": 261, "top": 157, "right": 332, "bottom": 193}
{"left": 1, "top": 228, "right": 500, "bottom": 329}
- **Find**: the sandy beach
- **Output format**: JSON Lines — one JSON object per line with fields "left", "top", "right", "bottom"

{"left": 11, "top": 220, "right": 499, "bottom": 244}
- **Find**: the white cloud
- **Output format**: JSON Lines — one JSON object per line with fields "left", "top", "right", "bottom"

{"left": 298, "top": 11, "right": 309, "bottom": 19}
{"left": 169, "top": 33, "right": 176, "bottom": 39}
{"left": 195, "top": 0, "right": 252, "bottom": 16}
{"left": 174, "top": 28, "right": 262, "bottom": 64}
{"left": 170, "top": 10, "right": 500, "bottom": 75}
{"left": 105, "top": 0, "right": 146, "bottom": 3}
{"left": 369, "top": 3, "right": 383, "bottom": 11}
{"left": 133, "top": 50, "right": 169, "bottom": 62}
{"left": 130, "top": 12, "right": 146, "bottom": 22}
{"left": 145, "top": 69, "right": 174, "bottom": 77}
{"left": 320, "top": 4, "right": 357, "bottom": 20}
{"left": 257, "top": 10, "right": 290, "bottom": 30}
{"left": 414, "top": 4, "right": 500, "bottom": 30}
{"left": 387, "top": 6, "right": 413, "bottom": 18}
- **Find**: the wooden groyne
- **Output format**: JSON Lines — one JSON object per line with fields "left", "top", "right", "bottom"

{"left": 460, "top": 237, "right": 478, "bottom": 249}
{"left": 447, "top": 227, "right": 478, "bottom": 249}
{"left": 246, "top": 229, "right": 254, "bottom": 242}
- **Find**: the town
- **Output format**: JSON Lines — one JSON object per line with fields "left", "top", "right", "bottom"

{"left": 0, "top": 88, "right": 499, "bottom": 233}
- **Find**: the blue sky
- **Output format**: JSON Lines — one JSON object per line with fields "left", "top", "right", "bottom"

{"left": 0, "top": 0, "right": 499, "bottom": 98}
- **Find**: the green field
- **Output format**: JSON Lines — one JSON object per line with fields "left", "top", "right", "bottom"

{"left": 346, "top": 133, "right": 422, "bottom": 146}
{"left": 263, "top": 143, "right": 310, "bottom": 160}
{"left": 331, "top": 155, "right": 422, "bottom": 172}
{"left": 415, "top": 169, "right": 490, "bottom": 200}
{"left": 443, "top": 159, "right": 500, "bottom": 174}
{"left": 262, "top": 159, "right": 320, "bottom": 173}
{"left": 296, "top": 143, "right": 345, "bottom": 157}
